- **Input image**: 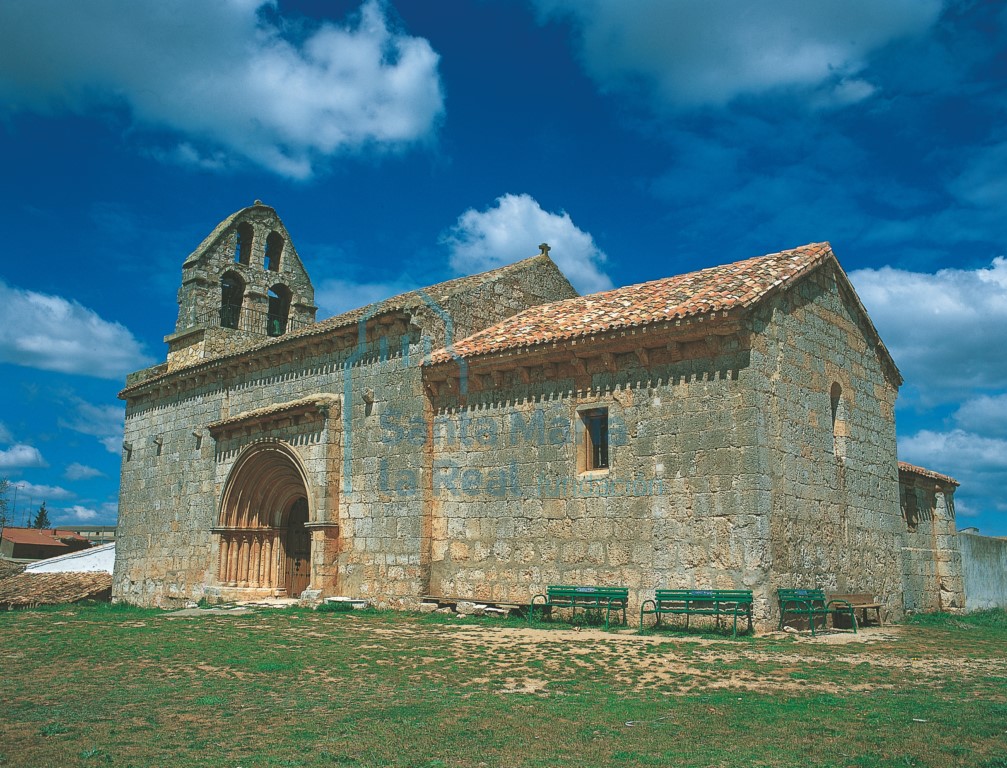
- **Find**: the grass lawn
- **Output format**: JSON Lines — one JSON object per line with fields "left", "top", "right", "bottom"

{"left": 0, "top": 604, "right": 1005, "bottom": 768}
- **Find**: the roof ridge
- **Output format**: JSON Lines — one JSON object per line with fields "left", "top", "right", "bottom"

{"left": 428, "top": 242, "right": 834, "bottom": 364}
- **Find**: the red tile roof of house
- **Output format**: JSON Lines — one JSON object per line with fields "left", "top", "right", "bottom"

{"left": 1, "top": 528, "right": 88, "bottom": 547}
{"left": 898, "top": 462, "right": 960, "bottom": 487}
{"left": 429, "top": 242, "right": 837, "bottom": 364}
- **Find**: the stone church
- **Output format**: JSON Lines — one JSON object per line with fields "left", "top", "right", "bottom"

{"left": 112, "top": 202, "right": 961, "bottom": 625}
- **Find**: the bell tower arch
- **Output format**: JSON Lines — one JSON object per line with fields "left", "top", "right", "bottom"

{"left": 165, "top": 200, "right": 317, "bottom": 371}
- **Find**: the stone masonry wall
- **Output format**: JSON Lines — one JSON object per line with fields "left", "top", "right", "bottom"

{"left": 115, "top": 329, "right": 431, "bottom": 607}
{"left": 899, "top": 475, "right": 965, "bottom": 612}
{"left": 750, "top": 264, "right": 905, "bottom": 621}
{"left": 424, "top": 338, "right": 772, "bottom": 620}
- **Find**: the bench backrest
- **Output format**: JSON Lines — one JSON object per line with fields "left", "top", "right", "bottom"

{"left": 546, "top": 585, "right": 628, "bottom": 601}
{"left": 656, "top": 589, "right": 752, "bottom": 602}
{"left": 828, "top": 593, "right": 877, "bottom": 604}
{"left": 778, "top": 588, "right": 826, "bottom": 603}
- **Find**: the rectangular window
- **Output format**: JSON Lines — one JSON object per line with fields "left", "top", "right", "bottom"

{"left": 580, "top": 408, "right": 609, "bottom": 472}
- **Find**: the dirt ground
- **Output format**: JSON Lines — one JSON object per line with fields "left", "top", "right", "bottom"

{"left": 162, "top": 608, "right": 1007, "bottom": 699}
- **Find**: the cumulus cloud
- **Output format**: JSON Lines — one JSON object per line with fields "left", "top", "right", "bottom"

{"left": 9, "top": 480, "right": 73, "bottom": 501}
{"left": 58, "top": 399, "right": 126, "bottom": 454}
{"left": 533, "top": 0, "right": 940, "bottom": 108}
{"left": 59, "top": 505, "right": 99, "bottom": 522}
{"left": 0, "top": 280, "right": 153, "bottom": 380}
{"left": 849, "top": 259, "right": 1007, "bottom": 404}
{"left": 65, "top": 463, "right": 105, "bottom": 481}
{"left": 0, "top": 0, "right": 444, "bottom": 179}
{"left": 0, "top": 445, "right": 48, "bottom": 470}
{"left": 443, "top": 194, "right": 612, "bottom": 294}
{"left": 955, "top": 394, "right": 1007, "bottom": 438}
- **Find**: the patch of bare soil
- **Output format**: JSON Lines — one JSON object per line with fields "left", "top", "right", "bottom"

{"left": 404, "top": 621, "right": 1007, "bottom": 696}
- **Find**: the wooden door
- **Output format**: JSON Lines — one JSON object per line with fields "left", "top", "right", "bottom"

{"left": 285, "top": 499, "right": 311, "bottom": 597}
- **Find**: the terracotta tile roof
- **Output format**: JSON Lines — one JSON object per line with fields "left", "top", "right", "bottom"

{"left": 428, "top": 242, "right": 833, "bottom": 364}
{"left": 898, "top": 461, "right": 960, "bottom": 487}
{"left": 121, "top": 254, "right": 558, "bottom": 396}
{"left": 1, "top": 528, "right": 89, "bottom": 547}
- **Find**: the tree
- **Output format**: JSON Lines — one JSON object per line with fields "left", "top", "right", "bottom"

{"left": 0, "top": 477, "right": 9, "bottom": 527}
{"left": 32, "top": 501, "right": 50, "bottom": 530}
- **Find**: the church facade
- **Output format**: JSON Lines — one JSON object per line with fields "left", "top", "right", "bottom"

{"left": 112, "top": 203, "right": 961, "bottom": 625}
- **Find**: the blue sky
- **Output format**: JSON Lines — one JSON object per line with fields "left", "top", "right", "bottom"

{"left": 0, "top": 0, "right": 1005, "bottom": 535}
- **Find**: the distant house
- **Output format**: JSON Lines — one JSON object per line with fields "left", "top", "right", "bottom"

{"left": 0, "top": 527, "right": 91, "bottom": 562}
{"left": 60, "top": 525, "right": 117, "bottom": 546}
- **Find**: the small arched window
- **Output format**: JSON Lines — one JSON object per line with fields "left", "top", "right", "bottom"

{"left": 267, "top": 284, "right": 291, "bottom": 336}
{"left": 830, "top": 382, "right": 847, "bottom": 460}
{"left": 234, "top": 222, "right": 253, "bottom": 265}
{"left": 220, "top": 271, "right": 246, "bottom": 329}
{"left": 264, "top": 231, "right": 283, "bottom": 272}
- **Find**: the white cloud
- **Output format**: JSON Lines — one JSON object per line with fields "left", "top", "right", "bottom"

{"left": 955, "top": 394, "right": 1007, "bottom": 438}
{"left": 0, "top": 422, "right": 11, "bottom": 443}
{"left": 59, "top": 505, "right": 99, "bottom": 522}
{"left": 9, "top": 480, "right": 73, "bottom": 500}
{"left": 533, "top": 0, "right": 940, "bottom": 108}
{"left": 0, "top": 280, "right": 153, "bottom": 380}
{"left": 0, "top": 445, "right": 48, "bottom": 470}
{"left": 0, "top": 0, "right": 444, "bottom": 179}
{"left": 902, "top": 429, "right": 1007, "bottom": 477}
{"left": 65, "top": 463, "right": 105, "bottom": 481}
{"left": 849, "top": 259, "right": 1007, "bottom": 404}
{"left": 443, "top": 194, "right": 612, "bottom": 295}
{"left": 58, "top": 399, "right": 125, "bottom": 455}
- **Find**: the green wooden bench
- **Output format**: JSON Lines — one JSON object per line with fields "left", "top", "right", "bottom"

{"left": 528, "top": 586, "right": 629, "bottom": 630}
{"left": 639, "top": 589, "right": 754, "bottom": 637}
{"left": 778, "top": 588, "right": 856, "bottom": 636}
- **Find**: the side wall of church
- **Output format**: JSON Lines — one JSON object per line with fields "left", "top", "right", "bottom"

{"left": 423, "top": 336, "right": 774, "bottom": 619}
{"left": 421, "top": 266, "right": 907, "bottom": 627}
{"left": 748, "top": 265, "right": 906, "bottom": 621}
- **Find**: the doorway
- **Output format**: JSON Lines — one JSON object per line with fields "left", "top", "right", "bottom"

{"left": 284, "top": 498, "right": 311, "bottom": 598}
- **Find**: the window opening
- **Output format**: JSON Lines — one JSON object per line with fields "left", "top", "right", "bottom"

{"left": 830, "top": 382, "right": 847, "bottom": 460}
{"left": 265, "top": 231, "right": 283, "bottom": 272}
{"left": 234, "top": 222, "right": 253, "bottom": 265}
{"left": 580, "top": 408, "right": 609, "bottom": 471}
{"left": 220, "top": 272, "right": 245, "bottom": 329}
{"left": 267, "top": 284, "right": 291, "bottom": 336}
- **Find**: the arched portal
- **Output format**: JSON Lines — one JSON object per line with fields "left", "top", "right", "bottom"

{"left": 217, "top": 442, "right": 312, "bottom": 597}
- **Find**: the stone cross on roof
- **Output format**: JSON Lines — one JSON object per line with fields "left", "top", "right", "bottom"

{"left": 539, "top": 243, "right": 551, "bottom": 256}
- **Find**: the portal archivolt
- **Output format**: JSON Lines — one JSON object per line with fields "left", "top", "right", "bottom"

{"left": 217, "top": 442, "right": 312, "bottom": 597}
